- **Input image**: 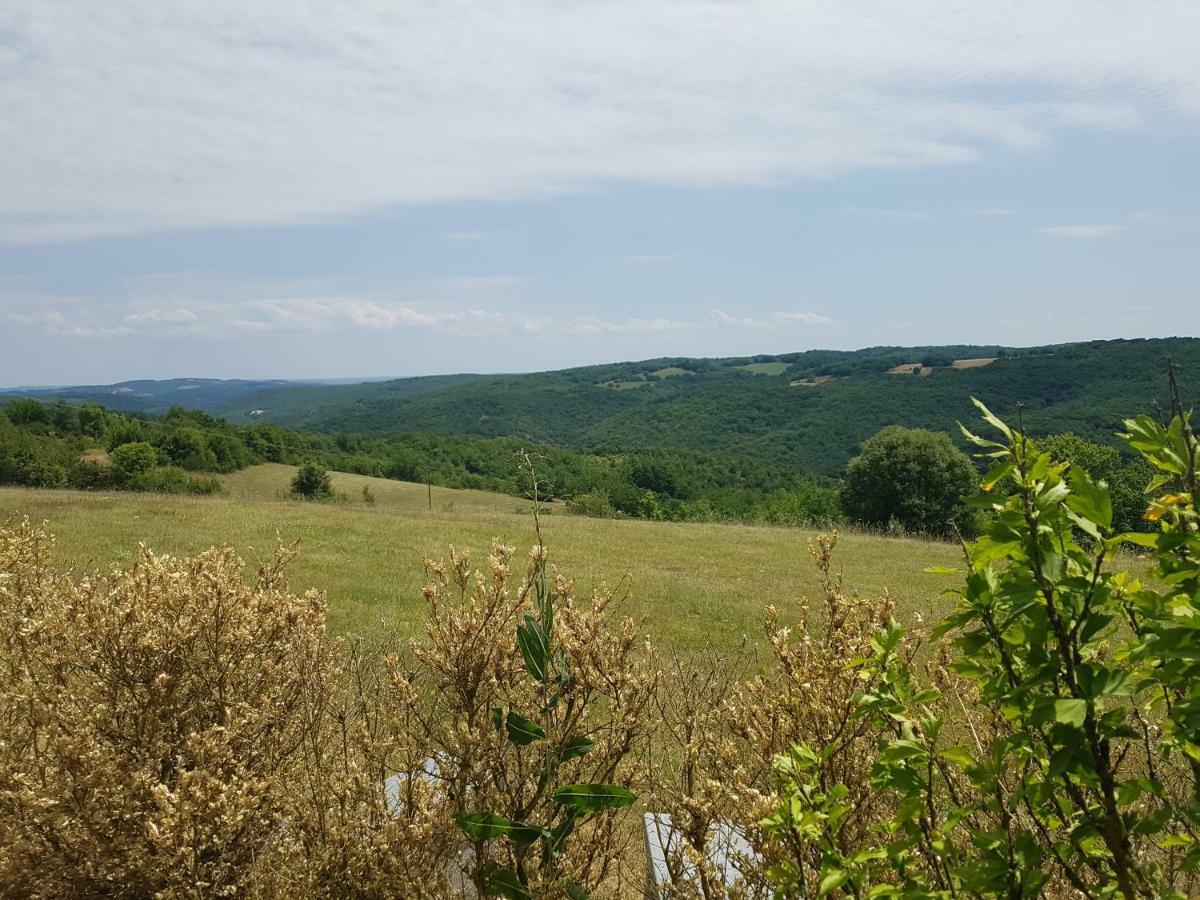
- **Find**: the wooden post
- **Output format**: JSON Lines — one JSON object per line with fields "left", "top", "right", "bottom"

{"left": 427, "top": 483, "right": 432, "bottom": 510}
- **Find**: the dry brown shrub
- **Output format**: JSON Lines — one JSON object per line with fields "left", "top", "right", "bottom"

{"left": 0, "top": 519, "right": 339, "bottom": 897}
{"left": 650, "top": 532, "right": 925, "bottom": 898}
{"left": 397, "top": 540, "right": 658, "bottom": 896}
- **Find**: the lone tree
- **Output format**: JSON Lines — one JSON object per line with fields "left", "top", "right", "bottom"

{"left": 110, "top": 441, "right": 159, "bottom": 484}
{"left": 290, "top": 463, "right": 333, "bottom": 500}
{"left": 842, "top": 425, "right": 976, "bottom": 535}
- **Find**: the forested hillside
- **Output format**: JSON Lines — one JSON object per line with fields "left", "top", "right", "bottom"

{"left": 210, "top": 337, "right": 1198, "bottom": 475}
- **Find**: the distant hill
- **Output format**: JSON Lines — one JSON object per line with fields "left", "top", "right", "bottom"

{"left": 10, "top": 338, "right": 1199, "bottom": 476}
{"left": 0, "top": 378, "right": 294, "bottom": 415}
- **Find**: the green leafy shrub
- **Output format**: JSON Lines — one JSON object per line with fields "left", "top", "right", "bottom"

{"left": 761, "top": 392, "right": 1200, "bottom": 897}
{"left": 842, "top": 425, "right": 978, "bottom": 536}
{"left": 290, "top": 463, "right": 333, "bottom": 500}
{"left": 110, "top": 441, "right": 159, "bottom": 483}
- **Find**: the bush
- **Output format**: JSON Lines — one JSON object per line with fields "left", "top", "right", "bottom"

{"left": 110, "top": 441, "right": 159, "bottom": 483}
{"left": 290, "top": 463, "right": 333, "bottom": 500}
{"left": 0, "top": 524, "right": 338, "bottom": 897}
{"left": 564, "top": 491, "right": 620, "bottom": 518}
{"left": 842, "top": 425, "right": 977, "bottom": 536}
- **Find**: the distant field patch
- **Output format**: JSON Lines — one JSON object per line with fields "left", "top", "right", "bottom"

{"left": 737, "top": 362, "right": 790, "bottom": 376}
{"left": 790, "top": 375, "right": 833, "bottom": 387}
{"left": 888, "top": 363, "right": 933, "bottom": 376}
{"left": 652, "top": 367, "right": 691, "bottom": 378}
{"left": 952, "top": 357, "right": 998, "bottom": 369}
{"left": 602, "top": 380, "right": 650, "bottom": 390}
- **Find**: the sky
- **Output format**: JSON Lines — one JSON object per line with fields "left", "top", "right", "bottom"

{"left": 1, "top": 1, "right": 1199, "bottom": 385}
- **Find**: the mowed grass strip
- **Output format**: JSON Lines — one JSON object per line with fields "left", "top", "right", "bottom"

{"left": 0, "top": 465, "right": 965, "bottom": 653}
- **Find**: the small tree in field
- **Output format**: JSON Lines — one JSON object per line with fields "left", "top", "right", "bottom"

{"left": 842, "top": 425, "right": 977, "bottom": 535}
{"left": 290, "top": 462, "right": 333, "bottom": 500}
{"left": 110, "top": 441, "right": 159, "bottom": 484}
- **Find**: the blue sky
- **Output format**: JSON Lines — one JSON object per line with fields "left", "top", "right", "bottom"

{"left": 1, "top": 2, "right": 1198, "bottom": 385}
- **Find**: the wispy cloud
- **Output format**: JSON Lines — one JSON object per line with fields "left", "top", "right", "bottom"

{"left": 773, "top": 311, "right": 834, "bottom": 326}
{"left": 565, "top": 316, "right": 697, "bottom": 336}
{"left": 710, "top": 309, "right": 770, "bottom": 329}
{"left": 1038, "top": 224, "right": 1124, "bottom": 238}
{"left": 441, "top": 231, "right": 487, "bottom": 242}
{"left": 3, "top": 294, "right": 711, "bottom": 342}
{"left": 3, "top": 2, "right": 1198, "bottom": 242}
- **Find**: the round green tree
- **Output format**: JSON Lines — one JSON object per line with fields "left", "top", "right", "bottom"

{"left": 110, "top": 441, "right": 160, "bottom": 484}
{"left": 290, "top": 463, "right": 333, "bottom": 500}
{"left": 842, "top": 426, "right": 977, "bottom": 536}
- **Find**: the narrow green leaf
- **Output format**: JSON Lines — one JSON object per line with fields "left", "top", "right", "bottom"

{"left": 517, "top": 612, "right": 549, "bottom": 683}
{"left": 456, "top": 812, "right": 547, "bottom": 847}
{"left": 551, "top": 783, "right": 637, "bottom": 812}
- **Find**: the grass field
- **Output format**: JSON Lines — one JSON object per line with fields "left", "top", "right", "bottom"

{"left": 0, "top": 464, "right": 967, "bottom": 652}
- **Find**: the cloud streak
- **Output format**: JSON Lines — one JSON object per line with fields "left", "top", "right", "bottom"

{"left": 2, "top": 1, "right": 1199, "bottom": 243}
{"left": 4, "top": 294, "right": 835, "bottom": 341}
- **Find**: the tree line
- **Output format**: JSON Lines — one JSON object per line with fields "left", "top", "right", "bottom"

{"left": 0, "top": 396, "right": 1157, "bottom": 534}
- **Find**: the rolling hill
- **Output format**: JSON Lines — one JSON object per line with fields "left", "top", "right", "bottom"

{"left": 8, "top": 338, "right": 1198, "bottom": 476}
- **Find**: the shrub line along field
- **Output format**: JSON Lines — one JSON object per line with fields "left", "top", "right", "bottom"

{"left": 0, "top": 463, "right": 966, "bottom": 651}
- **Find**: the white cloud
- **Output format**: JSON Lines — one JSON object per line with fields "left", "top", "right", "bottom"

{"left": 2, "top": 293, "right": 708, "bottom": 341}
{"left": 566, "top": 316, "right": 697, "bottom": 335}
{"left": 125, "top": 308, "right": 200, "bottom": 325}
{"left": 2, "top": 1, "right": 1198, "bottom": 243}
{"left": 773, "top": 311, "right": 834, "bottom": 326}
{"left": 710, "top": 308, "right": 770, "bottom": 329}
{"left": 1038, "top": 224, "right": 1124, "bottom": 238}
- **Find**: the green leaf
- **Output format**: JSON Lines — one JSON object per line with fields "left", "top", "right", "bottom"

{"left": 1053, "top": 699, "right": 1088, "bottom": 728}
{"left": 543, "top": 812, "right": 577, "bottom": 863}
{"left": 938, "top": 745, "right": 976, "bottom": 768}
{"left": 551, "top": 783, "right": 637, "bottom": 812}
{"left": 505, "top": 710, "right": 547, "bottom": 746}
{"left": 1066, "top": 466, "right": 1113, "bottom": 532}
{"left": 980, "top": 460, "right": 1014, "bottom": 492}
{"left": 456, "top": 813, "right": 548, "bottom": 847}
{"left": 1110, "top": 531, "right": 1158, "bottom": 549}
{"left": 517, "top": 613, "right": 550, "bottom": 683}
{"left": 560, "top": 734, "right": 596, "bottom": 762}
{"left": 971, "top": 397, "right": 1013, "bottom": 440}
{"left": 818, "top": 868, "right": 850, "bottom": 896}
{"left": 480, "top": 863, "right": 534, "bottom": 900}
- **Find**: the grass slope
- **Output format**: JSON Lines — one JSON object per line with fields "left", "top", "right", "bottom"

{"left": 0, "top": 465, "right": 964, "bottom": 652}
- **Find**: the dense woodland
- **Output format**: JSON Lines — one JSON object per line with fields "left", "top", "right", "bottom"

{"left": 0, "top": 385, "right": 1160, "bottom": 534}
{"left": 186, "top": 337, "right": 1200, "bottom": 476}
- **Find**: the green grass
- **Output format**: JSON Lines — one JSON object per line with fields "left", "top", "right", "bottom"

{"left": 1, "top": 465, "right": 967, "bottom": 652}
{"left": 737, "top": 362, "right": 791, "bottom": 376}
{"left": 651, "top": 367, "right": 691, "bottom": 378}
